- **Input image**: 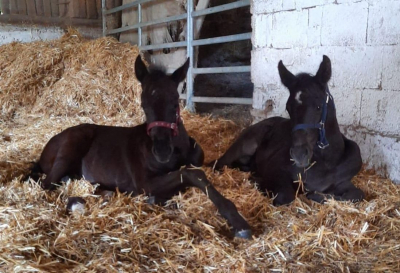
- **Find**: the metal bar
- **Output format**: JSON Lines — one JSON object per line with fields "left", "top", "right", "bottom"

{"left": 102, "top": 0, "right": 106, "bottom": 37}
{"left": 138, "top": 3, "right": 142, "bottom": 46}
{"left": 139, "top": 41, "right": 187, "bottom": 51}
{"left": 186, "top": 0, "right": 195, "bottom": 112}
{"left": 105, "top": 0, "right": 155, "bottom": 14}
{"left": 193, "top": 66, "right": 250, "bottom": 74}
{"left": 192, "top": 97, "right": 253, "bottom": 105}
{"left": 107, "top": 13, "right": 187, "bottom": 35}
{"left": 192, "top": 0, "right": 249, "bottom": 18}
{"left": 192, "top": 32, "right": 251, "bottom": 46}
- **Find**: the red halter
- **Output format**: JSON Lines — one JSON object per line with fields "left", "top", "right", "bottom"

{"left": 146, "top": 108, "right": 181, "bottom": 137}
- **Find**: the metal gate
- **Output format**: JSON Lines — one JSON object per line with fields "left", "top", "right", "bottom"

{"left": 101, "top": 0, "right": 252, "bottom": 112}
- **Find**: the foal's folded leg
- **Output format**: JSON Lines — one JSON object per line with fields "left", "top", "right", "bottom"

{"left": 145, "top": 167, "right": 252, "bottom": 239}
{"left": 333, "top": 181, "right": 365, "bottom": 202}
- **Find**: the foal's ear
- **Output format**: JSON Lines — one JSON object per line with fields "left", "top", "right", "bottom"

{"left": 171, "top": 58, "right": 190, "bottom": 84}
{"left": 278, "top": 60, "right": 297, "bottom": 90}
{"left": 135, "top": 56, "right": 148, "bottom": 83}
{"left": 315, "top": 55, "right": 332, "bottom": 84}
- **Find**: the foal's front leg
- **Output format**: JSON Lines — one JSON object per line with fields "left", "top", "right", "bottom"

{"left": 331, "top": 137, "right": 364, "bottom": 202}
{"left": 145, "top": 168, "right": 252, "bottom": 239}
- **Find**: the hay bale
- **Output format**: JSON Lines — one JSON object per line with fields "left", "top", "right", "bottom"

{"left": 1, "top": 31, "right": 400, "bottom": 272}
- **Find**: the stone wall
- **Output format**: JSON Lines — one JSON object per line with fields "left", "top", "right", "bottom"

{"left": 251, "top": 0, "right": 400, "bottom": 183}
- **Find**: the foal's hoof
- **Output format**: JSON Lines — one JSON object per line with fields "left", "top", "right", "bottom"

{"left": 234, "top": 229, "right": 252, "bottom": 239}
{"left": 41, "top": 183, "right": 57, "bottom": 191}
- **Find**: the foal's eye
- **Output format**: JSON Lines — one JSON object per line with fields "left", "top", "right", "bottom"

{"left": 317, "top": 105, "right": 321, "bottom": 111}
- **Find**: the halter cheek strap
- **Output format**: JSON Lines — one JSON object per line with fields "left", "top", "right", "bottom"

{"left": 292, "top": 87, "right": 334, "bottom": 150}
{"left": 146, "top": 108, "right": 181, "bottom": 137}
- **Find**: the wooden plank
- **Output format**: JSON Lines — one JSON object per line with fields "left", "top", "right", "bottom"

{"left": 1, "top": 0, "right": 11, "bottom": 14}
{"left": 86, "top": 0, "right": 98, "bottom": 19}
{"left": 50, "top": 0, "right": 58, "bottom": 16}
{"left": 67, "top": 0, "right": 80, "bottom": 18}
{"left": 0, "top": 13, "right": 102, "bottom": 27}
{"left": 78, "top": 0, "right": 87, "bottom": 18}
{"left": 10, "top": 0, "right": 18, "bottom": 14}
{"left": 58, "top": 0, "right": 67, "bottom": 17}
{"left": 96, "top": 0, "right": 101, "bottom": 18}
{"left": 35, "top": 0, "right": 44, "bottom": 16}
{"left": 17, "top": 0, "right": 27, "bottom": 15}
{"left": 43, "top": 0, "right": 52, "bottom": 17}
{"left": 26, "top": 0, "right": 37, "bottom": 16}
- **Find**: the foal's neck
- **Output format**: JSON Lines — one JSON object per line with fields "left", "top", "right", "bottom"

{"left": 317, "top": 105, "right": 345, "bottom": 164}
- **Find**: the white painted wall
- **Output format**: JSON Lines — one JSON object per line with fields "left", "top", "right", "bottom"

{"left": 0, "top": 23, "right": 102, "bottom": 45}
{"left": 251, "top": 0, "right": 400, "bottom": 183}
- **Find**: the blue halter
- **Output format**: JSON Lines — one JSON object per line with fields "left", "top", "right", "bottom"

{"left": 292, "top": 87, "right": 334, "bottom": 150}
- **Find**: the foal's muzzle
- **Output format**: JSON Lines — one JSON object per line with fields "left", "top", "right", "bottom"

{"left": 290, "top": 145, "right": 312, "bottom": 168}
{"left": 150, "top": 127, "right": 174, "bottom": 163}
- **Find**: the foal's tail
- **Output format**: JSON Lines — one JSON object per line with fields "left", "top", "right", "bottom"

{"left": 23, "top": 161, "right": 43, "bottom": 182}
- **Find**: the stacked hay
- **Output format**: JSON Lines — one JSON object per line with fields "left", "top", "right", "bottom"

{"left": 1, "top": 31, "right": 399, "bottom": 272}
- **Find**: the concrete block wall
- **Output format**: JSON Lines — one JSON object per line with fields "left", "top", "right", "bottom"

{"left": 0, "top": 24, "right": 102, "bottom": 46}
{"left": 251, "top": 0, "right": 400, "bottom": 183}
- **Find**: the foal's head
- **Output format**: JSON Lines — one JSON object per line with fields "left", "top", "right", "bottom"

{"left": 135, "top": 56, "right": 189, "bottom": 163}
{"left": 278, "top": 55, "right": 333, "bottom": 168}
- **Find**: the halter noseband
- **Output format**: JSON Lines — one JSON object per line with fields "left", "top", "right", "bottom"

{"left": 292, "top": 87, "right": 334, "bottom": 150}
{"left": 146, "top": 107, "right": 181, "bottom": 137}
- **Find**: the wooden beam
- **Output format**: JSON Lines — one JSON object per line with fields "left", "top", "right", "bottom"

{"left": 86, "top": 0, "right": 98, "bottom": 19}
{"left": 0, "top": 13, "right": 102, "bottom": 27}
{"left": 1, "top": 0, "right": 11, "bottom": 14}
{"left": 17, "top": 0, "right": 27, "bottom": 15}
{"left": 35, "top": 0, "right": 44, "bottom": 16}
{"left": 43, "top": 0, "right": 52, "bottom": 17}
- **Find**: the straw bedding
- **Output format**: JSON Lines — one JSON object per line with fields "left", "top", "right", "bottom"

{"left": 0, "top": 30, "right": 399, "bottom": 273}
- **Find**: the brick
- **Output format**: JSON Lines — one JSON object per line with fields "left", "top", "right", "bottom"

{"left": 307, "top": 7, "right": 323, "bottom": 47}
{"left": 321, "top": 2, "right": 368, "bottom": 46}
{"left": 360, "top": 90, "right": 400, "bottom": 135}
{"left": 251, "top": 0, "right": 282, "bottom": 14}
{"left": 342, "top": 126, "right": 400, "bottom": 184}
{"left": 331, "top": 87, "right": 361, "bottom": 126}
{"left": 329, "top": 46, "right": 383, "bottom": 89}
{"left": 368, "top": 1, "right": 400, "bottom": 45}
{"left": 336, "top": 0, "right": 367, "bottom": 3}
{"left": 252, "top": 14, "right": 272, "bottom": 48}
{"left": 283, "top": 0, "right": 296, "bottom": 11}
{"left": 382, "top": 46, "right": 400, "bottom": 91}
{"left": 271, "top": 10, "right": 308, "bottom": 48}
{"left": 296, "top": 0, "right": 333, "bottom": 9}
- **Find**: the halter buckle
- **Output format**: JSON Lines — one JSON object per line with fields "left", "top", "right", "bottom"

{"left": 317, "top": 141, "right": 329, "bottom": 149}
